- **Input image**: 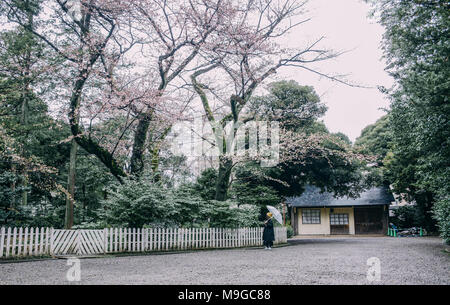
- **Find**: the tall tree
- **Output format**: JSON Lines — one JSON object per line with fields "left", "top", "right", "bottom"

{"left": 367, "top": 0, "right": 450, "bottom": 243}
{"left": 127, "top": 0, "right": 227, "bottom": 178}
{"left": 0, "top": 0, "right": 51, "bottom": 206}
{"left": 190, "top": 0, "right": 350, "bottom": 200}
{"left": 247, "top": 80, "right": 327, "bottom": 131}
{"left": 2, "top": 0, "right": 140, "bottom": 183}
{"left": 354, "top": 115, "right": 391, "bottom": 164}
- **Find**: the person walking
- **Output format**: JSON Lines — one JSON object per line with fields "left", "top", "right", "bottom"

{"left": 263, "top": 212, "right": 275, "bottom": 250}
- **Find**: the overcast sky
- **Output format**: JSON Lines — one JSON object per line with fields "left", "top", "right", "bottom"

{"left": 277, "top": 0, "right": 394, "bottom": 142}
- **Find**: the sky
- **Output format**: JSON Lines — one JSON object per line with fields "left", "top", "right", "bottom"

{"left": 276, "top": 0, "right": 394, "bottom": 142}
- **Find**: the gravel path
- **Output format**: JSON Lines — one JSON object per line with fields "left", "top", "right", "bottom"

{"left": 0, "top": 236, "right": 448, "bottom": 285}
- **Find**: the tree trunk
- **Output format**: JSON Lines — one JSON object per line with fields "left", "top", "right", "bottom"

{"left": 215, "top": 156, "right": 233, "bottom": 201}
{"left": 20, "top": 95, "right": 29, "bottom": 206}
{"left": 64, "top": 138, "right": 77, "bottom": 229}
{"left": 69, "top": 70, "right": 126, "bottom": 184}
{"left": 150, "top": 145, "right": 161, "bottom": 182}
{"left": 20, "top": 2, "right": 32, "bottom": 206}
{"left": 130, "top": 113, "right": 152, "bottom": 176}
{"left": 11, "top": 164, "right": 16, "bottom": 207}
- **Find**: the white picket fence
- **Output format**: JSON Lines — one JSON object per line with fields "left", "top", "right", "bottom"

{"left": 0, "top": 226, "right": 287, "bottom": 258}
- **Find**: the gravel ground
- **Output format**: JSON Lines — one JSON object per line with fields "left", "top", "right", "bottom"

{"left": 0, "top": 236, "right": 448, "bottom": 285}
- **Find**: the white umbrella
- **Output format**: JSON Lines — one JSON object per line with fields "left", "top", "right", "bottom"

{"left": 266, "top": 205, "right": 283, "bottom": 224}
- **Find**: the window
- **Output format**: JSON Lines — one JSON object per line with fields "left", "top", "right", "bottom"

{"left": 330, "top": 213, "right": 349, "bottom": 225}
{"left": 302, "top": 209, "right": 321, "bottom": 224}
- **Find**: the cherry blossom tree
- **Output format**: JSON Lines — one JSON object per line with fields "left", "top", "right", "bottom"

{"left": 2, "top": 0, "right": 241, "bottom": 226}
{"left": 189, "top": 0, "right": 354, "bottom": 200}
{"left": 121, "top": 0, "right": 231, "bottom": 177}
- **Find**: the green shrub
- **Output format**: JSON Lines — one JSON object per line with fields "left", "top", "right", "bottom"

{"left": 100, "top": 179, "right": 260, "bottom": 228}
{"left": 101, "top": 179, "right": 180, "bottom": 227}
{"left": 433, "top": 196, "right": 450, "bottom": 245}
{"left": 391, "top": 205, "right": 422, "bottom": 229}
{"left": 286, "top": 226, "right": 294, "bottom": 238}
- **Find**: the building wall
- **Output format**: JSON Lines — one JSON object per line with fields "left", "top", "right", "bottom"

{"left": 296, "top": 208, "right": 330, "bottom": 235}
{"left": 295, "top": 207, "right": 355, "bottom": 235}
{"left": 331, "top": 207, "right": 355, "bottom": 235}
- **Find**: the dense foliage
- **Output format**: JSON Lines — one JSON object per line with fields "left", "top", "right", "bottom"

{"left": 98, "top": 178, "right": 260, "bottom": 229}
{"left": 367, "top": 0, "right": 449, "bottom": 242}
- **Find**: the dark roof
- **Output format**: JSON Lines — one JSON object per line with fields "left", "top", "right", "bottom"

{"left": 286, "top": 185, "right": 394, "bottom": 208}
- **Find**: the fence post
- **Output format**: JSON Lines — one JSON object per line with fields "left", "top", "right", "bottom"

{"left": 11, "top": 227, "right": 17, "bottom": 257}
{"left": 181, "top": 228, "right": 185, "bottom": 250}
{"left": 34, "top": 227, "right": 39, "bottom": 256}
{"left": 17, "top": 227, "right": 23, "bottom": 256}
{"left": 202, "top": 228, "right": 206, "bottom": 248}
{"left": 144, "top": 228, "right": 148, "bottom": 251}
{"left": 0, "top": 227, "right": 4, "bottom": 258}
{"left": 29, "top": 227, "right": 34, "bottom": 257}
{"left": 103, "top": 228, "right": 107, "bottom": 254}
{"left": 127, "top": 227, "right": 130, "bottom": 251}
{"left": 163, "top": 228, "right": 167, "bottom": 250}
{"left": 201, "top": 228, "right": 204, "bottom": 248}
{"left": 150, "top": 228, "right": 153, "bottom": 251}
{"left": 75, "top": 230, "right": 80, "bottom": 256}
{"left": 44, "top": 227, "right": 49, "bottom": 255}
{"left": 210, "top": 228, "right": 212, "bottom": 249}
{"left": 39, "top": 227, "right": 44, "bottom": 255}
{"left": 49, "top": 228, "right": 54, "bottom": 256}
{"left": 155, "top": 228, "right": 159, "bottom": 251}
{"left": 137, "top": 228, "right": 141, "bottom": 252}
{"left": 5, "top": 227, "right": 11, "bottom": 258}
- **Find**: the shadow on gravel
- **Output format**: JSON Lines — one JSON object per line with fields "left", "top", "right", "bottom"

{"left": 288, "top": 238, "right": 361, "bottom": 246}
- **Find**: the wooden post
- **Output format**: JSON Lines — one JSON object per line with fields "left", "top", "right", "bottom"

{"left": 24, "top": 227, "right": 29, "bottom": 256}
{"left": 196, "top": 228, "right": 199, "bottom": 249}
{"left": 114, "top": 228, "right": 117, "bottom": 252}
{"left": 180, "top": 228, "right": 183, "bottom": 250}
{"left": 40, "top": 227, "right": 45, "bottom": 255}
{"left": 103, "top": 228, "right": 108, "bottom": 254}
{"left": 17, "top": 227, "right": 23, "bottom": 256}
{"left": 45, "top": 227, "right": 50, "bottom": 254}
{"left": 144, "top": 228, "right": 148, "bottom": 251}
{"left": 133, "top": 228, "right": 136, "bottom": 252}
{"left": 34, "top": 227, "right": 39, "bottom": 256}
{"left": 28, "top": 227, "right": 34, "bottom": 256}
{"left": 0, "top": 227, "right": 5, "bottom": 258}
{"left": 5, "top": 227, "right": 11, "bottom": 258}
{"left": 11, "top": 227, "right": 17, "bottom": 257}
{"left": 118, "top": 228, "right": 123, "bottom": 252}
{"left": 49, "top": 228, "right": 54, "bottom": 256}
{"left": 137, "top": 228, "right": 141, "bottom": 252}
{"left": 149, "top": 228, "right": 153, "bottom": 251}
{"left": 156, "top": 228, "right": 160, "bottom": 251}
{"left": 187, "top": 228, "right": 191, "bottom": 249}
{"left": 128, "top": 228, "right": 132, "bottom": 251}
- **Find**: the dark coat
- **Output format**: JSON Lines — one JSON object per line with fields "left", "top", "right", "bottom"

{"left": 263, "top": 218, "right": 275, "bottom": 242}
